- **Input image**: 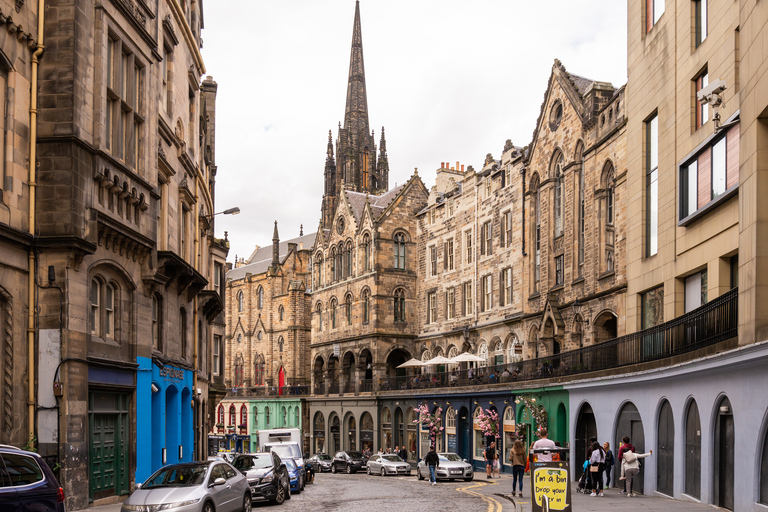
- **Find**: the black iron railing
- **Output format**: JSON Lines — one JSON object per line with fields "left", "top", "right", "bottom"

{"left": 360, "top": 379, "right": 373, "bottom": 392}
{"left": 377, "top": 287, "right": 738, "bottom": 392}
{"left": 227, "top": 385, "right": 309, "bottom": 398}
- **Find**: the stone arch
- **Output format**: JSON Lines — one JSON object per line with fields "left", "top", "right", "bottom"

{"left": 527, "top": 324, "right": 540, "bottom": 360}
{"left": 593, "top": 309, "right": 618, "bottom": 344}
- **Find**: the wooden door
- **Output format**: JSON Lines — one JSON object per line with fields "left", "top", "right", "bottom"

{"left": 657, "top": 400, "right": 674, "bottom": 496}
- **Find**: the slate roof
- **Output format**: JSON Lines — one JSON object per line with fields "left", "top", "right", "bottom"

{"left": 568, "top": 72, "right": 595, "bottom": 96}
{"left": 345, "top": 182, "right": 407, "bottom": 223}
{"left": 227, "top": 232, "right": 317, "bottom": 281}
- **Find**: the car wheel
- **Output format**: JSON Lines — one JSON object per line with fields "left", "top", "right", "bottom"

{"left": 381, "top": 467, "right": 386, "bottom": 477}
{"left": 464, "top": 477, "right": 474, "bottom": 482}
{"left": 331, "top": 463, "right": 337, "bottom": 474}
{"left": 417, "top": 468, "right": 424, "bottom": 480}
{"left": 346, "top": 464, "right": 352, "bottom": 474}
{"left": 367, "top": 466, "right": 371, "bottom": 475}
{"left": 272, "top": 483, "right": 286, "bottom": 505}
{"left": 242, "top": 493, "right": 252, "bottom": 512}
{"left": 203, "top": 502, "right": 215, "bottom": 512}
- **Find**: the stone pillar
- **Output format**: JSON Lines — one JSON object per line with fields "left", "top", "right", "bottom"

{"left": 323, "top": 370, "right": 330, "bottom": 397}
{"left": 372, "top": 362, "right": 387, "bottom": 392}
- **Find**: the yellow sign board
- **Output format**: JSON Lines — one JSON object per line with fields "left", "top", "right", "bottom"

{"left": 533, "top": 466, "right": 569, "bottom": 511}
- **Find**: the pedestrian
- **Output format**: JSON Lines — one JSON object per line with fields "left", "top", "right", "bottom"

{"left": 530, "top": 428, "right": 556, "bottom": 462}
{"left": 492, "top": 449, "right": 500, "bottom": 478}
{"left": 484, "top": 441, "right": 496, "bottom": 479}
{"left": 617, "top": 436, "right": 636, "bottom": 494}
{"left": 621, "top": 448, "right": 652, "bottom": 497}
{"left": 603, "top": 442, "right": 614, "bottom": 488}
{"left": 588, "top": 441, "right": 605, "bottom": 497}
{"left": 424, "top": 445, "right": 440, "bottom": 486}
{"left": 399, "top": 446, "right": 408, "bottom": 461}
{"left": 511, "top": 440, "right": 526, "bottom": 498}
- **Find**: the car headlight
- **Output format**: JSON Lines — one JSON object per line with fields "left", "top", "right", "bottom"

{"left": 261, "top": 471, "right": 274, "bottom": 483}
{"left": 155, "top": 499, "right": 202, "bottom": 511}
{"left": 121, "top": 506, "right": 143, "bottom": 512}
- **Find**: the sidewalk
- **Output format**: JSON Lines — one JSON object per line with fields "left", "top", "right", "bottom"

{"left": 477, "top": 474, "right": 716, "bottom": 512}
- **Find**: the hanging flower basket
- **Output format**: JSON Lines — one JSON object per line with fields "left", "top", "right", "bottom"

{"left": 413, "top": 403, "right": 443, "bottom": 445}
{"left": 476, "top": 408, "right": 500, "bottom": 442}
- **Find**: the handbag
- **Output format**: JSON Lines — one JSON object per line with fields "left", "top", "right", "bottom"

{"left": 589, "top": 464, "right": 600, "bottom": 473}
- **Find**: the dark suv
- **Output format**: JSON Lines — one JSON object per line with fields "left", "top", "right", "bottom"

{"left": 331, "top": 451, "right": 366, "bottom": 474}
{"left": 233, "top": 452, "right": 291, "bottom": 504}
{"left": 0, "top": 445, "right": 65, "bottom": 512}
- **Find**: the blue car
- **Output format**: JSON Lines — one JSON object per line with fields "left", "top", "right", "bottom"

{"left": 284, "top": 459, "right": 302, "bottom": 494}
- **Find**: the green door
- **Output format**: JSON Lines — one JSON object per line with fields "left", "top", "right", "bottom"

{"left": 89, "top": 391, "right": 130, "bottom": 500}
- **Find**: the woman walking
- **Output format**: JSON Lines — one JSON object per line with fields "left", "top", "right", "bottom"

{"left": 589, "top": 441, "right": 605, "bottom": 496}
{"left": 511, "top": 440, "right": 526, "bottom": 497}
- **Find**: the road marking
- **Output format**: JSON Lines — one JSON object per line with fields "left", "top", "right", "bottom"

{"left": 457, "top": 481, "right": 503, "bottom": 512}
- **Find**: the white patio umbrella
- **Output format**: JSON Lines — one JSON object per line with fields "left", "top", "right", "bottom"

{"left": 449, "top": 352, "right": 486, "bottom": 363}
{"left": 423, "top": 355, "right": 453, "bottom": 366}
{"left": 396, "top": 358, "right": 426, "bottom": 369}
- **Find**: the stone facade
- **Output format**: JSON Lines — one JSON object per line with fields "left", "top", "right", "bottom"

{"left": 0, "top": 0, "right": 228, "bottom": 507}
{"left": 224, "top": 225, "right": 314, "bottom": 390}
{"left": 415, "top": 61, "right": 627, "bottom": 371}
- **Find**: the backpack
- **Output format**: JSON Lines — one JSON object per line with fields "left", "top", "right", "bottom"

{"left": 624, "top": 450, "right": 637, "bottom": 463}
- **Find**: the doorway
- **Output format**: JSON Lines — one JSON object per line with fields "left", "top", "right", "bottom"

{"left": 685, "top": 400, "right": 701, "bottom": 498}
{"left": 458, "top": 407, "right": 470, "bottom": 462}
{"left": 616, "top": 402, "right": 645, "bottom": 493}
{"left": 714, "top": 397, "right": 734, "bottom": 510}
{"left": 575, "top": 403, "right": 597, "bottom": 469}
{"left": 278, "top": 366, "right": 286, "bottom": 394}
{"left": 89, "top": 390, "right": 130, "bottom": 500}
{"left": 657, "top": 400, "right": 674, "bottom": 496}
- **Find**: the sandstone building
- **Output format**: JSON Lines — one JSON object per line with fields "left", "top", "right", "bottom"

{"left": 0, "top": 0, "right": 228, "bottom": 507}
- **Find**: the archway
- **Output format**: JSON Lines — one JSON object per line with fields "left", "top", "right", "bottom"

{"left": 313, "top": 412, "right": 326, "bottom": 454}
{"left": 313, "top": 356, "right": 325, "bottom": 395}
{"left": 166, "top": 386, "right": 179, "bottom": 464}
{"left": 386, "top": 348, "right": 411, "bottom": 381}
{"left": 345, "top": 412, "right": 357, "bottom": 451}
{"left": 616, "top": 402, "right": 645, "bottom": 493}
{"left": 657, "top": 400, "right": 674, "bottom": 496}
{"left": 181, "top": 387, "right": 192, "bottom": 460}
{"left": 555, "top": 402, "right": 567, "bottom": 446}
{"left": 327, "top": 356, "right": 339, "bottom": 394}
{"left": 329, "top": 413, "right": 340, "bottom": 454}
{"left": 360, "top": 412, "right": 374, "bottom": 453}
{"left": 278, "top": 366, "right": 286, "bottom": 394}
{"left": 685, "top": 400, "right": 702, "bottom": 498}
{"left": 593, "top": 311, "right": 618, "bottom": 344}
{"left": 714, "top": 396, "right": 734, "bottom": 510}
{"left": 405, "top": 407, "right": 417, "bottom": 460}
{"left": 381, "top": 407, "right": 392, "bottom": 452}
{"left": 360, "top": 348, "right": 373, "bottom": 389}
{"left": 458, "top": 406, "right": 470, "bottom": 462}
{"left": 394, "top": 407, "right": 404, "bottom": 448}
{"left": 575, "top": 403, "right": 597, "bottom": 470}
{"left": 342, "top": 351, "right": 355, "bottom": 394}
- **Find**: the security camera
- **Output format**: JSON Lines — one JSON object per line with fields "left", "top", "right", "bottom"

{"left": 697, "top": 78, "right": 727, "bottom": 105}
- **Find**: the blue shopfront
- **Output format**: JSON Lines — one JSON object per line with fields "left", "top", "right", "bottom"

{"left": 136, "top": 357, "right": 195, "bottom": 482}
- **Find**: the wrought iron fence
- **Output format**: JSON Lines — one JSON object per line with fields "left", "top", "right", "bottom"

{"left": 378, "top": 287, "right": 738, "bottom": 392}
{"left": 228, "top": 385, "right": 309, "bottom": 397}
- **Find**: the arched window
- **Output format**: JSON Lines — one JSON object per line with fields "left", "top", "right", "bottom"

{"left": 282, "top": 406, "right": 287, "bottom": 427}
{"left": 330, "top": 248, "right": 337, "bottom": 282}
{"left": 394, "top": 233, "right": 406, "bottom": 270}
{"left": 294, "top": 407, "right": 299, "bottom": 427}
{"left": 478, "top": 341, "right": 488, "bottom": 368}
{"left": 362, "top": 289, "right": 370, "bottom": 324}
{"left": 265, "top": 406, "right": 270, "bottom": 427}
{"left": 447, "top": 346, "right": 459, "bottom": 371}
{"left": 90, "top": 279, "right": 100, "bottom": 335}
{"left": 362, "top": 233, "right": 371, "bottom": 272}
{"left": 446, "top": 407, "right": 456, "bottom": 429}
{"left": 394, "top": 289, "right": 406, "bottom": 322}
{"left": 180, "top": 307, "right": 187, "bottom": 358}
{"left": 314, "top": 253, "right": 323, "bottom": 289}
{"left": 278, "top": 336, "right": 284, "bottom": 352}
{"left": 237, "top": 290, "right": 243, "bottom": 312}
{"left": 279, "top": 305, "right": 284, "bottom": 321}
{"left": 152, "top": 294, "right": 163, "bottom": 350}
{"left": 602, "top": 161, "right": 616, "bottom": 273}
{"left": 345, "top": 294, "right": 353, "bottom": 325}
{"left": 531, "top": 174, "right": 541, "bottom": 292}
{"left": 240, "top": 405, "right": 247, "bottom": 426}
{"left": 90, "top": 277, "right": 122, "bottom": 340}
{"left": 104, "top": 283, "right": 115, "bottom": 338}
{"left": 234, "top": 354, "right": 244, "bottom": 386}
{"left": 330, "top": 298, "right": 337, "bottom": 329}
{"left": 337, "top": 243, "right": 344, "bottom": 279}
{"left": 346, "top": 241, "right": 353, "bottom": 277}
{"left": 576, "top": 142, "right": 585, "bottom": 273}
{"left": 217, "top": 405, "right": 224, "bottom": 425}
{"left": 229, "top": 405, "right": 236, "bottom": 426}
{"left": 316, "top": 302, "right": 323, "bottom": 332}
{"left": 552, "top": 151, "right": 565, "bottom": 237}
{"left": 257, "top": 286, "right": 264, "bottom": 309}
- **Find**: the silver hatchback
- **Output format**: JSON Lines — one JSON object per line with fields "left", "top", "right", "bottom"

{"left": 121, "top": 461, "right": 251, "bottom": 512}
{"left": 416, "top": 453, "right": 474, "bottom": 482}
{"left": 366, "top": 454, "right": 412, "bottom": 476}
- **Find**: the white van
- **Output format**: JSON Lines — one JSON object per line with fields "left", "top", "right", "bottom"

{"left": 258, "top": 428, "right": 307, "bottom": 490}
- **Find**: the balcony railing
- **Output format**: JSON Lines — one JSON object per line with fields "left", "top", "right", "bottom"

{"left": 379, "top": 287, "right": 738, "bottom": 392}
{"left": 227, "top": 385, "right": 310, "bottom": 398}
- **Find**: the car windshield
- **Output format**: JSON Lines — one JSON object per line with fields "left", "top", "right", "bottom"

{"left": 346, "top": 451, "right": 363, "bottom": 458}
{"left": 382, "top": 455, "right": 402, "bottom": 462}
{"left": 234, "top": 456, "right": 272, "bottom": 470}
{"left": 439, "top": 453, "right": 462, "bottom": 461}
{"left": 317, "top": 454, "right": 331, "bottom": 461}
{"left": 143, "top": 464, "right": 208, "bottom": 488}
{"left": 269, "top": 444, "right": 301, "bottom": 459}
{"left": 284, "top": 459, "right": 297, "bottom": 471}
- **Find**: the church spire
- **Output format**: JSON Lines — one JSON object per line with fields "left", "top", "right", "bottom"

{"left": 344, "top": 0, "right": 369, "bottom": 139}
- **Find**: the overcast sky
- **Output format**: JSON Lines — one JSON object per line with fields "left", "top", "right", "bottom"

{"left": 201, "top": 1, "right": 628, "bottom": 263}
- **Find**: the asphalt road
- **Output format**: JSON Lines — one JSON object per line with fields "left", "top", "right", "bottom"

{"left": 252, "top": 471, "right": 495, "bottom": 511}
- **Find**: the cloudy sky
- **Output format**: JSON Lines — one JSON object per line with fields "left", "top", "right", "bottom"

{"left": 201, "top": 1, "right": 628, "bottom": 263}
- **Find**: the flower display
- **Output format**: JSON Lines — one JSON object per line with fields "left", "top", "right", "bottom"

{"left": 515, "top": 396, "right": 548, "bottom": 438}
{"left": 413, "top": 403, "right": 443, "bottom": 443}
{"left": 476, "top": 408, "right": 500, "bottom": 440}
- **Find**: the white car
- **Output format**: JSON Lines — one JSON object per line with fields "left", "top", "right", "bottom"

{"left": 416, "top": 453, "right": 474, "bottom": 482}
{"left": 366, "top": 454, "right": 411, "bottom": 476}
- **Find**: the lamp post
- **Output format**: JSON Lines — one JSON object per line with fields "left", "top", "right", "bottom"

{"left": 205, "top": 206, "right": 241, "bottom": 219}
{"left": 571, "top": 299, "right": 589, "bottom": 326}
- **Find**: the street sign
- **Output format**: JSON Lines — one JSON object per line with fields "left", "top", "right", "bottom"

{"left": 333, "top": 344, "right": 340, "bottom": 357}
{"left": 530, "top": 448, "right": 571, "bottom": 512}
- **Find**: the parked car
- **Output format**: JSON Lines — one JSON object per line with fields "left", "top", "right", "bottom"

{"left": 416, "top": 452, "right": 474, "bottom": 482}
{"left": 306, "top": 454, "right": 333, "bottom": 473}
{"left": 216, "top": 451, "right": 236, "bottom": 464}
{"left": 331, "top": 451, "right": 366, "bottom": 474}
{"left": 0, "top": 444, "right": 65, "bottom": 512}
{"left": 366, "top": 454, "right": 411, "bottom": 476}
{"left": 283, "top": 459, "right": 303, "bottom": 493}
{"left": 121, "top": 461, "right": 251, "bottom": 512}
{"left": 232, "top": 452, "right": 291, "bottom": 505}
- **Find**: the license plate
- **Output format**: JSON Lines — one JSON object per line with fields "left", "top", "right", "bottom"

{"left": 451, "top": 470, "right": 462, "bottom": 474}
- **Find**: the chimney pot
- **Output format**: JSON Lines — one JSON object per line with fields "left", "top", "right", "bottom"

{"left": 441, "top": 162, "right": 444, "bottom": 169}
{"left": 462, "top": 164, "right": 465, "bottom": 172}
{"left": 456, "top": 161, "right": 460, "bottom": 171}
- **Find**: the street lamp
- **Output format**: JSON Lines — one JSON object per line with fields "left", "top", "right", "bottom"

{"left": 205, "top": 206, "right": 240, "bottom": 219}
{"left": 571, "top": 298, "right": 590, "bottom": 326}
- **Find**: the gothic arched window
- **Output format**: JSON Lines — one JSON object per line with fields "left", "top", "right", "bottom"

{"left": 362, "top": 289, "right": 370, "bottom": 324}
{"left": 345, "top": 294, "right": 353, "bottom": 325}
{"left": 362, "top": 233, "right": 371, "bottom": 272}
{"left": 394, "top": 233, "right": 406, "bottom": 270}
{"left": 257, "top": 286, "right": 264, "bottom": 309}
{"left": 330, "top": 298, "right": 337, "bottom": 329}
{"left": 552, "top": 151, "right": 564, "bottom": 237}
{"left": 346, "top": 241, "right": 353, "bottom": 277}
{"left": 279, "top": 305, "right": 284, "bottom": 321}
{"left": 316, "top": 302, "right": 323, "bottom": 332}
{"left": 394, "top": 289, "right": 406, "bottom": 322}
{"left": 237, "top": 290, "right": 243, "bottom": 312}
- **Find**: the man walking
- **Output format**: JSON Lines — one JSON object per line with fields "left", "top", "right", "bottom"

{"left": 484, "top": 441, "right": 496, "bottom": 478}
{"left": 398, "top": 445, "right": 408, "bottom": 461}
{"left": 531, "top": 428, "right": 556, "bottom": 462}
{"left": 424, "top": 445, "right": 440, "bottom": 486}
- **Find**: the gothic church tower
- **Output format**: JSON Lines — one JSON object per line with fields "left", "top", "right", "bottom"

{"left": 321, "top": 1, "right": 389, "bottom": 229}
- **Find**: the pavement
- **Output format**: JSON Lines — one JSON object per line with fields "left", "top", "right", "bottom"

{"left": 80, "top": 474, "right": 717, "bottom": 512}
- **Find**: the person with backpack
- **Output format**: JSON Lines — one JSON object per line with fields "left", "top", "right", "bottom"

{"left": 620, "top": 448, "right": 652, "bottom": 496}
{"left": 588, "top": 441, "right": 606, "bottom": 496}
{"left": 603, "top": 442, "right": 615, "bottom": 488}
{"left": 484, "top": 441, "right": 496, "bottom": 479}
{"left": 617, "top": 436, "right": 636, "bottom": 494}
